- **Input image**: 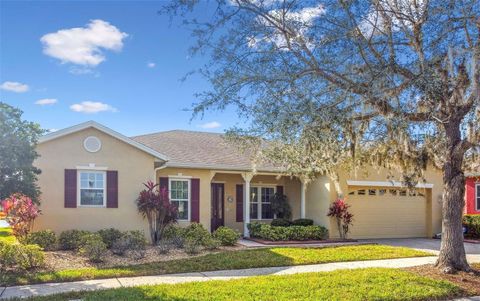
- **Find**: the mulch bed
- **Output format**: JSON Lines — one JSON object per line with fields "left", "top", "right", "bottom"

{"left": 246, "top": 238, "right": 357, "bottom": 245}
{"left": 405, "top": 264, "right": 480, "bottom": 295}
{"left": 43, "top": 244, "right": 246, "bottom": 271}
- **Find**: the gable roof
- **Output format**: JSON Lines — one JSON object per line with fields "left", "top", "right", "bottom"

{"left": 132, "top": 130, "right": 282, "bottom": 172}
{"left": 38, "top": 121, "right": 169, "bottom": 161}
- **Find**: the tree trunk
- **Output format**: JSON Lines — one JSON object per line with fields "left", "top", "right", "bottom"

{"left": 435, "top": 119, "right": 470, "bottom": 273}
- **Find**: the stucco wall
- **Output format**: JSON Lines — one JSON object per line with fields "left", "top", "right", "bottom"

{"left": 304, "top": 175, "right": 331, "bottom": 228}
{"left": 34, "top": 128, "right": 156, "bottom": 235}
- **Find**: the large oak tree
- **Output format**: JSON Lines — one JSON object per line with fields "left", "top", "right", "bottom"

{"left": 166, "top": 0, "right": 480, "bottom": 272}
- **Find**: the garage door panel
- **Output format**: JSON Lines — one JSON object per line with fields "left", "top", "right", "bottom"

{"left": 347, "top": 186, "right": 428, "bottom": 239}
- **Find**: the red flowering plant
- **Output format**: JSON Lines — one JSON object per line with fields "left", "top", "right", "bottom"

{"left": 136, "top": 181, "right": 178, "bottom": 245}
{"left": 1, "top": 193, "right": 41, "bottom": 240}
{"left": 327, "top": 198, "right": 353, "bottom": 240}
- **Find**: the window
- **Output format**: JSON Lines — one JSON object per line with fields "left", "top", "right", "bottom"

{"left": 389, "top": 189, "right": 397, "bottom": 196}
{"left": 79, "top": 171, "right": 105, "bottom": 206}
{"left": 169, "top": 179, "right": 190, "bottom": 221}
{"left": 357, "top": 189, "right": 366, "bottom": 195}
{"left": 250, "top": 186, "right": 275, "bottom": 219}
{"left": 368, "top": 189, "right": 376, "bottom": 196}
{"left": 378, "top": 189, "right": 386, "bottom": 196}
{"left": 476, "top": 184, "right": 480, "bottom": 211}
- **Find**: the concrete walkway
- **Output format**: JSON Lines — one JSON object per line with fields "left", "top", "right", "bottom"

{"left": 0, "top": 256, "right": 450, "bottom": 299}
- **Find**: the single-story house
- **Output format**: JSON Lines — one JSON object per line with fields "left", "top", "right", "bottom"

{"left": 465, "top": 173, "right": 480, "bottom": 215}
{"left": 33, "top": 121, "right": 445, "bottom": 239}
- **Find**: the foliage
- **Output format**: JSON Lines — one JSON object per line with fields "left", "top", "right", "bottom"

{"left": 202, "top": 236, "right": 221, "bottom": 251}
{"left": 463, "top": 215, "right": 480, "bottom": 239}
{"left": 136, "top": 181, "right": 177, "bottom": 245}
{"left": 111, "top": 231, "right": 147, "bottom": 259}
{"left": 2, "top": 244, "right": 430, "bottom": 286}
{"left": 23, "top": 230, "right": 57, "bottom": 251}
{"left": 327, "top": 199, "right": 353, "bottom": 240}
{"left": 183, "top": 222, "right": 211, "bottom": 247}
{"left": 271, "top": 218, "right": 292, "bottom": 227}
{"left": 270, "top": 192, "right": 292, "bottom": 219}
{"left": 183, "top": 237, "right": 202, "bottom": 255}
{"left": 166, "top": 0, "right": 480, "bottom": 271}
{"left": 2, "top": 194, "right": 41, "bottom": 240}
{"left": 0, "top": 103, "right": 44, "bottom": 202}
{"left": 78, "top": 233, "right": 107, "bottom": 263}
{"left": 0, "top": 241, "right": 44, "bottom": 272}
{"left": 157, "top": 239, "right": 173, "bottom": 255}
{"left": 212, "top": 226, "right": 240, "bottom": 246}
{"left": 58, "top": 230, "right": 90, "bottom": 250}
{"left": 97, "top": 228, "right": 123, "bottom": 249}
{"left": 291, "top": 219, "right": 314, "bottom": 227}
{"left": 248, "top": 222, "right": 327, "bottom": 241}
{"left": 0, "top": 227, "right": 16, "bottom": 244}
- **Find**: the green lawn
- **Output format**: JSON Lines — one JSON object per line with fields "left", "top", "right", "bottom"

{"left": 4, "top": 244, "right": 432, "bottom": 286}
{"left": 19, "top": 268, "right": 463, "bottom": 301}
{"left": 0, "top": 226, "right": 16, "bottom": 243}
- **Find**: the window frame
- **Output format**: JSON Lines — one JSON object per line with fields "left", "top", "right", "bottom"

{"left": 77, "top": 170, "right": 106, "bottom": 208}
{"left": 476, "top": 183, "right": 480, "bottom": 211}
{"left": 169, "top": 178, "right": 191, "bottom": 221}
{"left": 250, "top": 185, "right": 276, "bottom": 220}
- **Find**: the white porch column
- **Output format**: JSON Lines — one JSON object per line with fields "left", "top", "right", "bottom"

{"left": 300, "top": 180, "right": 306, "bottom": 219}
{"left": 242, "top": 172, "right": 253, "bottom": 237}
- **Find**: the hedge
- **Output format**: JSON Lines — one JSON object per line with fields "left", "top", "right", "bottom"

{"left": 463, "top": 214, "right": 480, "bottom": 239}
{"left": 248, "top": 222, "right": 328, "bottom": 241}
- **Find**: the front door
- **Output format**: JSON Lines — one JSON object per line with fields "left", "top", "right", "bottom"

{"left": 211, "top": 183, "right": 225, "bottom": 232}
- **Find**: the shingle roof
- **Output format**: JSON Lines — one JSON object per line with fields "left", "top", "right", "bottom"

{"left": 131, "top": 130, "right": 281, "bottom": 172}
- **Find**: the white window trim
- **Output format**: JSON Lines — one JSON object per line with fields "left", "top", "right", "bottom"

{"left": 77, "top": 170, "right": 106, "bottom": 208}
{"left": 169, "top": 178, "right": 191, "bottom": 222}
{"left": 250, "top": 185, "right": 276, "bottom": 220}
{"left": 476, "top": 183, "right": 480, "bottom": 211}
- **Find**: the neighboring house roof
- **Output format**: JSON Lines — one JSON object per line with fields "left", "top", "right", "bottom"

{"left": 132, "top": 130, "right": 282, "bottom": 172}
{"left": 38, "top": 121, "right": 169, "bottom": 161}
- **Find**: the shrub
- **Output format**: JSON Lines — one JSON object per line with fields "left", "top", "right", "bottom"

{"left": 291, "top": 218, "right": 314, "bottom": 227}
{"left": 327, "top": 199, "right": 353, "bottom": 239}
{"left": 271, "top": 218, "right": 292, "bottom": 227}
{"left": 157, "top": 239, "right": 173, "bottom": 254}
{"left": 2, "top": 194, "right": 40, "bottom": 240}
{"left": 78, "top": 233, "right": 107, "bottom": 263}
{"left": 248, "top": 222, "right": 328, "bottom": 241}
{"left": 23, "top": 230, "right": 57, "bottom": 251}
{"left": 97, "top": 228, "right": 123, "bottom": 249}
{"left": 0, "top": 241, "right": 45, "bottom": 271}
{"left": 136, "top": 181, "right": 178, "bottom": 245}
{"left": 183, "top": 223, "right": 211, "bottom": 246}
{"left": 213, "top": 226, "right": 240, "bottom": 246}
{"left": 58, "top": 230, "right": 90, "bottom": 250}
{"left": 270, "top": 192, "right": 292, "bottom": 219}
{"left": 112, "top": 231, "right": 147, "bottom": 259}
{"left": 184, "top": 237, "right": 202, "bottom": 255}
{"left": 463, "top": 214, "right": 480, "bottom": 238}
{"left": 203, "top": 236, "right": 221, "bottom": 250}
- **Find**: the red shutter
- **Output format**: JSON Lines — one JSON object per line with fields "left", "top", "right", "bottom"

{"left": 236, "top": 184, "right": 244, "bottom": 222}
{"left": 159, "top": 177, "right": 169, "bottom": 192}
{"left": 64, "top": 169, "right": 77, "bottom": 208}
{"left": 191, "top": 178, "right": 200, "bottom": 222}
{"left": 106, "top": 170, "right": 118, "bottom": 208}
{"left": 276, "top": 185, "right": 284, "bottom": 195}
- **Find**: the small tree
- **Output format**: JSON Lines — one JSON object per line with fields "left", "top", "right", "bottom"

{"left": 2, "top": 193, "right": 41, "bottom": 240}
{"left": 136, "top": 181, "right": 177, "bottom": 245}
{"left": 270, "top": 192, "right": 292, "bottom": 220}
{"left": 327, "top": 199, "right": 353, "bottom": 240}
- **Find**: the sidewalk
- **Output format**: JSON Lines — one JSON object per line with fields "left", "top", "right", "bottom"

{"left": 0, "top": 256, "right": 441, "bottom": 299}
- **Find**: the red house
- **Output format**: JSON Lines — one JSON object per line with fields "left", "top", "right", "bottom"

{"left": 465, "top": 172, "right": 480, "bottom": 215}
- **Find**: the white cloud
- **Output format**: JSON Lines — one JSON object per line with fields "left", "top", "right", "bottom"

{"left": 250, "top": 5, "right": 325, "bottom": 50}
{"left": 35, "top": 98, "right": 58, "bottom": 105}
{"left": 199, "top": 121, "right": 221, "bottom": 129}
{"left": 41, "top": 19, "right": 128, "bottom": 66}
{"left": 47, "top": 128, "right": 59, "bottom": 133}
{"left": 70, "top": 101, "right": 117, "bottom": 114}
{"left": 147, "top": 62, "right": 156, "bottom": 68}
{"left": 0, "top": 81, "right": 29, "bottom": 93}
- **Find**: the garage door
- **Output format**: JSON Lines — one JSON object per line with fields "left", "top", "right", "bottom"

{"left": 347, "top": 186, "right": 428, "bottom": 239}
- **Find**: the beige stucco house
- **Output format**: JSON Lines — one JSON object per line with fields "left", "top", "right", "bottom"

{"left": 34, "top": 121, "right": 444, "bottom": 239}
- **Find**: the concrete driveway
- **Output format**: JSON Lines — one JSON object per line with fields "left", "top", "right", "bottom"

{"left": 363, "top": 238, "right": 480, "bottom": 263}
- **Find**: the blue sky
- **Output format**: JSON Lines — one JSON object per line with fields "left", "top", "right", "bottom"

{"left": 0, "top": 0, "right": 239, "bottom": 136}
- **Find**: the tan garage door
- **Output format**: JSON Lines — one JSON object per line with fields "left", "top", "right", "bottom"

{"left": 347, "top": 186, "right": 428, "bottom": 239}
